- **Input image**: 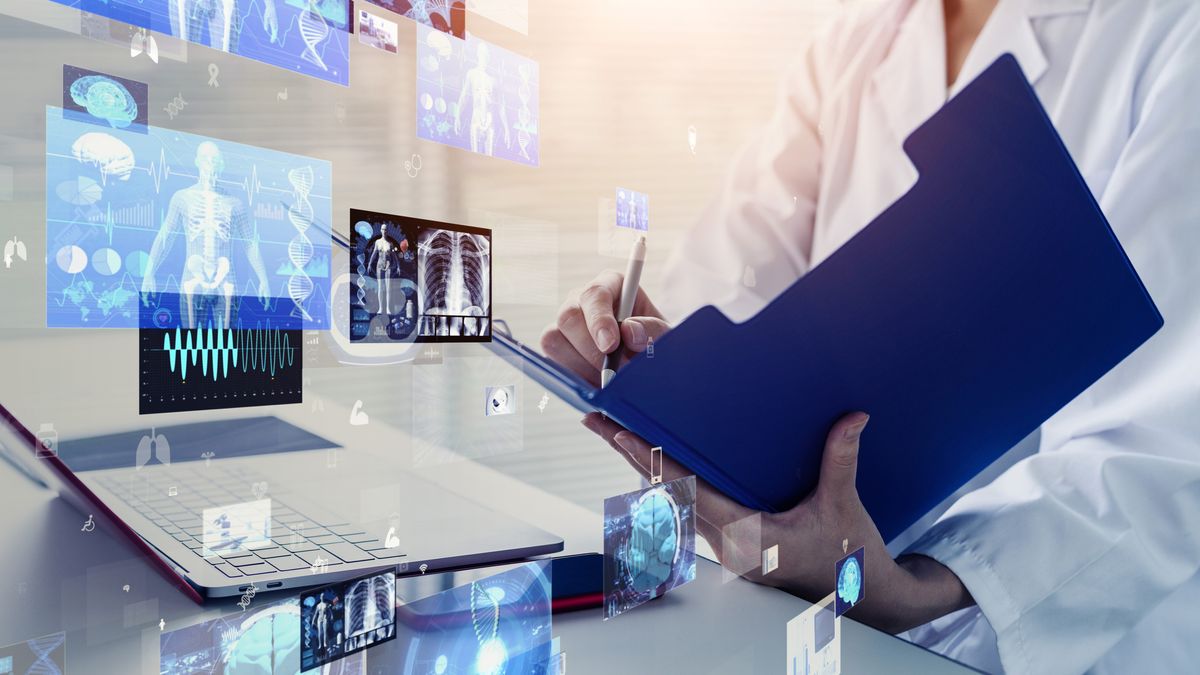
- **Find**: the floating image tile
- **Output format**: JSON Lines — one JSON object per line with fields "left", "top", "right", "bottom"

{"left": 416, "top": 221, "right": 491, "bottom": 339}
{"left": 393, "top": 562, "right": 552, "bottom": 674}
{"left": 63, "top": 64, "right": 147, "bottom": 130}
{"left": 615, "top": 187, "right": 649, "bottom": 231}
{"left": 0, "top": 632, "right": 65, "bottom": 675}
{"left": 361, "top": 0, "right": 466, "bottom": 38}
{"left": 300, "top": 570, "right": 397, "bottom": 671}
{"left": 484, "top": 384, "right": 516, "bottom": 416}
{"left": 160, "top": 598, "right": 301, "bottom": 674}
{"left": 786, "top": 594, "right": 841, "bottom": 675}
{"left": 416, "top": 25, "right": 539, "bottom": 167}
{"left": 358, "top": 9, "right": 399, "bottom": 53}
{"left": 834, "top": 546, "right": 865, "bottom": 618}
{"left": 45, "top": 107, "right": 332, "bottom": 329}
{"left": 603, "top": 475, "right": 697, "bottom": 619}
{"left": 349, "top": 209, "right": 419, "bottom": 343}
{"left": 51, "top": 0, "right": 350, "bottom": 86}
{"left": 201, "top": 498, "right": 272, "bottom": 557}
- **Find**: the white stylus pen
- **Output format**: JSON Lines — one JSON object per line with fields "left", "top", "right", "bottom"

{"left": 601, "top": 236, "right": 647, "bottom": 388}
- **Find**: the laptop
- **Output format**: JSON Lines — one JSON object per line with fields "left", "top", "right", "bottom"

{"left": 0, "top": 329, "right": 563, "bottom": 602}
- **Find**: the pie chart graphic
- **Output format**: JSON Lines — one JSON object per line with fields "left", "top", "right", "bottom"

{"left": 56, "top": 245, "right": 88, "bottom": 274}
{"left": 125, "top": 250, "right": 150, "bottom": 277}
{"left": 55, "top": 176, "right": 103, "bottom": 205}
{"left": 91, "top": 247, "right": 122, "bottom": 276}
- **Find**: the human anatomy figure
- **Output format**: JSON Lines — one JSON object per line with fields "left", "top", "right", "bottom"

{"left": 313, "top": 596, "right": 332, "bottom": 651}
{"left": 142, "top": 141, "right": 270, "bottom": 329}
{"left": 365, "top": 224, "right": 406, "bottom": 315}
{"left": 454, "top": 41, "right": 511, "bottom": 156}
{"left": 169, "top": 0, "right": 280, "bottom": 52}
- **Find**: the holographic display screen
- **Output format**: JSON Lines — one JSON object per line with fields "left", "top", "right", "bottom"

{"left": 416, "top": 25, "right": 539, "bottom": 166}
{"left": 45, "top": 107, "right": 332, "bottom": 330}
{"left": 602, "top": 476, "right": 697, "bottom": 619}
{"left": 350, "top": 209, "right": 491, "bottom": 343}
{"left": 49, "top": 0, "right": 350, "bottom": 86}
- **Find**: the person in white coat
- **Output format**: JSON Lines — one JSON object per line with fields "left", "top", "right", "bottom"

{"left": 541, "top": 0, "right": 1200, "bottom": 673}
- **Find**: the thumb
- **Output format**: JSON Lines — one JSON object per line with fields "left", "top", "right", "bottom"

{"left": 620, "top": 316, "right": 671, "bottom": 353}
{"left": 817, "top": 412, "right": 869, "bottom": 506}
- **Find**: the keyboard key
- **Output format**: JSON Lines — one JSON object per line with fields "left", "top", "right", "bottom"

{"left": 320, "top": 542, "right": 374, "bottom": 563}
{"left": 268, "top": 555, "right": 310, "bottom": 572}
{"left": 284, "top": 542, "right": 319, "bottom": 553}
{"left": 294, "top": 549, "right": 342, "bottom": 567}
{"left": 329, "top": 525, "right": 365, "bottom": 536}
{"left": 229, "top": 556, "right": 265, "bottom": 568}
{"left": 344, "top": 533, "right": 378, "bottom": 544}
{"left": 370, "top": 549, "right": 407, "bottom": 559}
{"left": 308, "top": 534, "right": 341, "bottom": 545}
{"left": 236, "top": 562, "right": 277, "bottom": 576}
{"left": 252, "top": 547, "right": 290, "bottom": 559}
{"left": 212, "top": 563, "right": 243, "bottom": 578}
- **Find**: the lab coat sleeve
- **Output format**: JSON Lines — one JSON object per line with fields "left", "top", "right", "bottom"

{"left": 905, "top": 16, "right": 1200, "bottom": 675}
{"left": 658, "top": 10, "right": 860, "bottom": 324}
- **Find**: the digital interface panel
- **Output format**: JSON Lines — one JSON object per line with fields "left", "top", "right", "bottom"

{"left": 786, "top": 594, "right": 841, "bottom": 675}
{"left": 361, "top": 0, "right": 466, "bottom": 39}
{"left": 45, "top": 107, "right": 332, "bottom": 330}
{"left": 139, "top": 294, "right": 303, "bottom": 414}
{"left": 834, "top": 546, "right": 865, "bottom": 618}
{"left": 394, "top": 562, "right": 552, "bottom": 674}
{"left": 358, "top": 9, "right": 399, "bottom": 54}
{"left": 603, "top": 475, "right": 697, "bottom": 619}
{"left": 615, "top": 187, "right": 648, "bottom": 231}
{"left": 301, "top": 570, "right": 397, "bottom": 671}
{"left": 416, "top": 25, "right": 539, "bottom": 167}
{"left": 50, "top": 0, "right": 351, "bottom": 86}
{"left": 63, "top": 64, "right": 148, "bottom": 130}
{"left": 160, "top": 598, "right": 301, "bottom": 675}
{"left": 350, "top": 209, "right": 491, "bottom": 342}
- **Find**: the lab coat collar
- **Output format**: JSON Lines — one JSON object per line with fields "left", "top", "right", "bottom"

{"left": 871, "top": 0, "right": 1092, "bottom": 144}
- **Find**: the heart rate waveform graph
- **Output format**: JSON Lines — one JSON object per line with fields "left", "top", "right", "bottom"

{"left": 141, "top": 322, "right": 303, "bottom": 414}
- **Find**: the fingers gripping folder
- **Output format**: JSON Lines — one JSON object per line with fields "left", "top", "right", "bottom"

{"left": 490, "top": 55, "right": 1162, "bottom": 541}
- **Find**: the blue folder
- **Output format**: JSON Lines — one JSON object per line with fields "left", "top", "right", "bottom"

{"left": 490, "top": 55, "right": 1163, "bottom": 542}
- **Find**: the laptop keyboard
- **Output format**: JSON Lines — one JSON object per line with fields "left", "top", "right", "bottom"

{"left": 95, "top": 465, "right": 406, "bottom": 579}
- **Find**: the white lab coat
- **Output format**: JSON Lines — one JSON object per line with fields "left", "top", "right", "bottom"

{"left": 660, "top": 0, "right": 1200, "bottom": 673}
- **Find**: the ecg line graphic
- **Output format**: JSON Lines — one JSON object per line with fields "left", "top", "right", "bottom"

{"left": 160, "top": 322, "right": 296, "bottom": 381}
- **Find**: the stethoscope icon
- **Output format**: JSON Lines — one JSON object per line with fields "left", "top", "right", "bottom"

{"left": 405, "top": 154, "right": 422, "bottom": 178}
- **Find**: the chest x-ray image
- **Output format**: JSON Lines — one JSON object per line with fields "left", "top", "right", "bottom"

{"left": 417, "top": 224, "right": 491, "bottom": 339}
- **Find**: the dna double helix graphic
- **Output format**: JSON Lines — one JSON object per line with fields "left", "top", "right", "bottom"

{"left": 287, "top": 166, "right": 316, "bottom": 323}
{"left": 298, "top": 2, "right": 332, "bottom": 72}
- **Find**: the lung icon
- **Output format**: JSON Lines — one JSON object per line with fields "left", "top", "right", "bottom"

{"left": 135, "top": 428, "right": 171, "bottom": 469}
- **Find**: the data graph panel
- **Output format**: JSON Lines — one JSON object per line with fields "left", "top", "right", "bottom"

{"left": 45, "top": 107, "right": 332, "bottom": 330}
{"left": 50, "top": 0, "right": 350, "bottom": 86}
{"left": 140, "top": 320, "right": 303, "bottom": 414}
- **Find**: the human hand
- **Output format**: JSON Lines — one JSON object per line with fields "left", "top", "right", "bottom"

{"left": 540, "top": 271, "right": 669, "bottom": 387}
{"left": 583, "top": 411, "right": 974, "bottom": 634}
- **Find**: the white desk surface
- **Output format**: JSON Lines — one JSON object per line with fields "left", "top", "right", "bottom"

{"left": 0, "top": 402, "right": 978, "bottom": 675}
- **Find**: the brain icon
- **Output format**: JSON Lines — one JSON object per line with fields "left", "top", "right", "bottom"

{"left": 70, "top": 75, "right": 138, "bottom": 128}
{"left": 627, "top": 488, "right": 679, "bottom": 594}
{"left": 71, "top": 132, "right": 135, "bottom": 182}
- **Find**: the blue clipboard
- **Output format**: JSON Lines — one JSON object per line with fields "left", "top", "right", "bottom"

{"left": 489, "top": 55, "right": 1162, "bottom": 542}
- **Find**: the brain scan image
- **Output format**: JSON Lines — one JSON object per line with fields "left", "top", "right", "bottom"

{"left": 395, "top": 562, "right": 553, "bottom": 674}
{"left": 603, "top": 475, "right": 697, "bottom": 619}
{"left": 159, "top": 598, "right": 302, "bottom": 675}
{"left": 834, "top": 546, "right": 865, "bottom": 617}
{"left": 62, "top": 65, "right": 147, "bottom": 130}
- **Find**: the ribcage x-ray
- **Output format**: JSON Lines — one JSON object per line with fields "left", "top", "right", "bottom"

{"left": 417, "top": 227, "right": 491, "bottom": 338}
